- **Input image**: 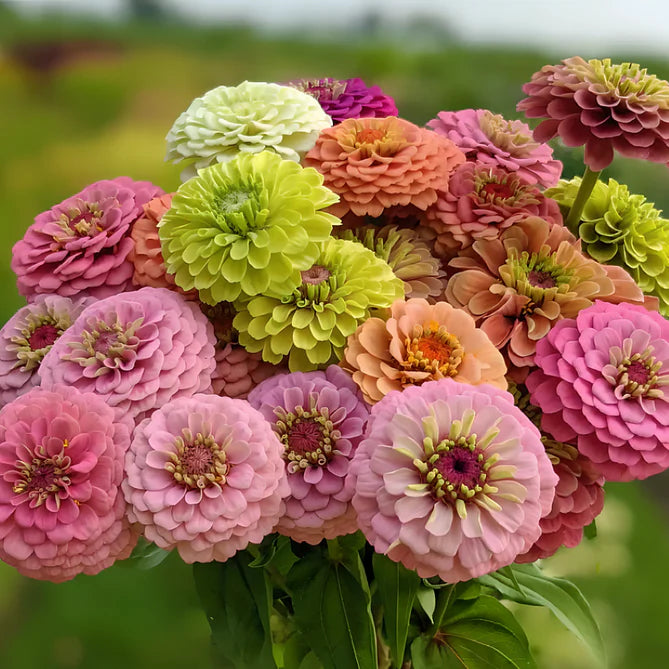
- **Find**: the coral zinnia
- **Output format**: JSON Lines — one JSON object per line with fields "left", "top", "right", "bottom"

{"left": 303, "top": 116, "right": 465, "bottom": 218}
{"left": 343, "top": 297, "right": 507, "bottom": 404}
{"left": 427, "top": 108, "right": 562, "bottom": 187}
{"left": 517, "top": 57, "right": 669, "bottom": 170}
{"left": 547, "top": 177, "right": 669, "bottom": 315}
{"left": 234, "top": 238, "right": 404, "bottom": 371}
{"left": 12, "top": 177, "right": 163, "bottom": 301}
{"left": 0, "top": 386, "right": 138, "bottom": 582}
{"left": 159, "top": 151, "right": 340, "bottom": 305}
{"left": 288, "top": 77, "right": 398, "bottom": 123}
{"left": 39, "top": 287, "right": 216, "bottom": 420}
{"left": 248, "top": 366, "right": 369, "bottom": 544}
{"left": 424, "top": 161, "right": 562, "bottom": 256}
{"left": 445, "top": 216, "right": 645, "bottom": 379}
{"left": 123, "top": 393, "right": 289, "bottom": 563}
{"left": 527, "top": 301, "right": 669, "bottom": 481}
{"left": 348, "top": 379, "right": 557, "bottom": 582}
{"left": 337, "top": 224, "right": 446, "bottom": 301}
{"left": 166, "top": 81, "right": 332, "bottom": 180}
{"left": 0, "top": 294, "right": 93, "bottom": 407}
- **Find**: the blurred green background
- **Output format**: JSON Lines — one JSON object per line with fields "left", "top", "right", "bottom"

{"left": 1, "top": 4, "right": 669, "bottom": 668}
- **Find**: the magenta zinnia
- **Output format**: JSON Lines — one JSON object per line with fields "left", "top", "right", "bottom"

{"left": 527, "top": 300, "right": 669, "bottom": 481}
{"left": 248, "top": 366, "right": 369, "bottom": 544}
{"left": 348, "top": 379, "right": 557, "bottom": 582}
{"left": 123, "top": 394, "right": 289, "bottom": 563}
{"left": 0, "top": 386, "right": 138, "bottom": 582}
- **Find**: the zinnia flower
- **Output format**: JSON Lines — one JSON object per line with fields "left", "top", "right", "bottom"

{"left": 166, "top": 81, "right": 332, "bottom": 180}
{"left": 337, "top": 224, "right": 446, "bottom": 301}
{"left": 517, "top": 57, "right": 669, "bottom": 170}
{"left": 303, "top": 116, "right": 465, "bottom": 218}
{"left": 39, "top": 287, "right": 216, "bottom": 420}
{"left": 445, "top": 216, "right": 645, "bottom": 379}
{"left": 234, "top": 238, "right": 404, "bottom": 371}
{"left": 546, "top": 177, "right": 669, "bottom": 315}
{"left": 427, "top": 108, "right": 562, "bottom": 187}
{"left": 123, "top": 393, "right": 289, "bottom": 563}
{"left": 0, "top": 294, "right": 93, "bottom": 406}
{"left": 288, "top": 77, "right": 398, "bottom": 123}
{"left": 526, "top": 300, "right": 669, "bottom": 481}
{"left": 424, "top": 161, "right": 562, "bottom": 257}
{"left": 348, "top": 379, "right": 557, "bottom": 582}
{"left": 12, "top": 177, "right": 163, "bottom": 301}
{"left": 248, "top": 366, "right": 369, "bottom": 544}
{"left": 343, "top": 297, "right": 507, "bottom": 404}
{"left": 212, "top": 343, "right": 282, "bottom": 399}
{"left": 0, "top": 386, "right": 138, "bottom": 582}
{"left": 159, "top": 151, "right": 340, "bottom": 305}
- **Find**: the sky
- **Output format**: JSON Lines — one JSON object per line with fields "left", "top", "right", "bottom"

{"left": 9, "top": 0, "right": 669, "bottom": 58}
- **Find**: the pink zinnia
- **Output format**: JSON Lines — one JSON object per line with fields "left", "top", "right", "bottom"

{"left": 248, "top": 366, "right": 369, "bottom": 544}
{"left": 212, "top": 343, "right": 283, "bottom": 400}
{"left": 12, "top": 177, "right": 163, "bottom": 301}
{"left": 0, "top": 294, "right": 94, "bottom": 407}
{"left": 349, "top": 379, "right": 557, "bottom": 582}
{"left": 288, "top": 77, "right": 398, "bottom": 123}
{"left": 527, "top": 301, "right": 669, "bottom": 481}
{"left": 0, "top": 386, "right": 138, "bottom": 582}
{"left": 428, "top": 108, "right": 562, "bottom": 187}
{"left": 39, "top": 287, "right": 216, "bottom": 420}
{"left": 123, "top": 394, "right": 289, "bottom": 563}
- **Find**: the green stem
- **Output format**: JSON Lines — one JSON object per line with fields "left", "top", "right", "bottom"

{"left": 327, "top": 537, "right": 343, "bottom": 562}
{"left": 564, "top": 166, "right": 602, "bottom": 232}
{"left": 429, "top": 584, "right": 455, "bottom": 636}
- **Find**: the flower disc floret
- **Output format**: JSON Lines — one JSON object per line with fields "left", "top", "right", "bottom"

{"left": 0, "top": 386, "right": 138, "bottom": 582}
{"left": 348, "top": 379, "right": 557, "bottom": 582}
{"left": 159, "top": 151, "right": 340, "bottom": 305}
{"left": 123, "top": 394, "right": 289, "bottom": 563}
{"left": 248, "top": 366, "right": 369, "bottom": 544}
{"left": 234, "top": 238, "right": 404, "bottom": 371}
{"left": 527, "top": 301, "right": 669, "bottom": 481}
{"left": 166, "top": 81, "right": 332, "bottom": 180}
{"left": 39, "top": 287, "right": 216, "bottom": 420}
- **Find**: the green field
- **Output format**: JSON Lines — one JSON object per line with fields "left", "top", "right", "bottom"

{"left": 1, "top": 8, "right": 669, "bottom": 668}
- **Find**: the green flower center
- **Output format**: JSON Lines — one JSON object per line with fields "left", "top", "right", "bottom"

{"left": 300, "top": 265, "right": 331, "bottom": 285}
{"left": 211, "top": 180, "right": 268, "bottom": 235}
{"left": 165, "top": 429, "right": 230, "bottom": 490}
{"left": 274, "top": 404, "right": 340, "bottom": 474}
{"left": 479, "top": 110, "right": 539, "bottom": 157}
{"left": 587, "top": 58, "right": 669, "bottom": 105}
{"left": 501, "top": 248, "right": 572, "bottom": 302}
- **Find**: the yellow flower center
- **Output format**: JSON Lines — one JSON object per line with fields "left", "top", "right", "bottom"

{"left": 402, "top": 321, "right": 464, "bottom": 379}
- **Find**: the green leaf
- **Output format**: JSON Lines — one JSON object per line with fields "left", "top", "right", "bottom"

{"left": 193, "top": 552, "right": 277, "bottom": 669}
{"left": 411, "top": 595, "right": 536, "bottom": 669}
{"left": 584, "top": 520, "right": 597, "bottom": 540}
{"left": 248, "top": 533, "right": 279, "bottom": 568}
{"left": 416, "top": 587, "right": 436, "bottom": 623}
{"left": 117, "top": 537, "right": 170, "bottom": 570}
{"left": 372, "top": 553, "right": 420, "bottom": 669}
{"left": 286, "top": 549, "right": 378, "bottom": 669}
{"left": 479, "top": 562, "right": 605, "bottom": 665}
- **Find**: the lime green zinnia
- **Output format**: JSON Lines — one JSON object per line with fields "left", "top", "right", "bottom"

{"left": 159, "top": 151, "right": 340, "bottom": 305}
{"left": 233, "top": 238, "right": 405, "bottom": 371}
{"left": 547, "top": 177, "right": 669, "bottom": 314}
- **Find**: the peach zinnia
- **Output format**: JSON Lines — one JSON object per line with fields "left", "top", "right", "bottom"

{"left": 304, "top": 116, "right": 464, "bottom": 218}
{"left": 342, "top": 298, "right": 507, "bottom": 404}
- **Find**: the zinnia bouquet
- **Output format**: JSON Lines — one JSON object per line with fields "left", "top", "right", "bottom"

{"left": 3, "top": 61, "right": 669, "bottom": 668}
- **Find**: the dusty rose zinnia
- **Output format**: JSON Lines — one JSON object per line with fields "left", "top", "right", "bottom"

{"left": 12, "top": 177, "right": 163, "bottom": 301}
{"left": 248, "top": 366, "right": 369, "bottom": 544}
{"left": 527, "top": 300, "right": 669, "bottom": 481}
{"left": 0, "top": 386, "right": 138, "bottom": 582}
{"left": 445, "top": 216, "right": 645, "bottom": 380}
{"left": 517, "top": 57, "right": 669, "bottom": 170}
{"left": 212, "top": 343, "right": 283, "bottom": 400}
{"left": 424, "top": 161, "right": 562, "bottom": 256}
{"left": 288, "top": 77, "right": 398, "bottom": 123}
{"left": 123, "top": 393, "right": 289, "bottom": 563}
{"left": 428, "top": 108, "right": 562, "bottom": 187}
{"left": 0, "top": 294, "right": 94, "bottom": 406}
{"left": 39, "top": 287, "right": 216, "bottom": 420}
{"left": 348, "top": 379, "right": 557, "bottom": 582}
{"left": 343, "top": 297, "right": 508, "bottom": 404}
{"left": 304, "top": 116, "right": 465, "bottom": 218}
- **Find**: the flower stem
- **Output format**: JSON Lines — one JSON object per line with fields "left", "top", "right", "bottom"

{"left": 564, "top": 166, "right": 601, "bottom": 232}
{"left": 429, "top": 584, "right": 455, "bottom": 636}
